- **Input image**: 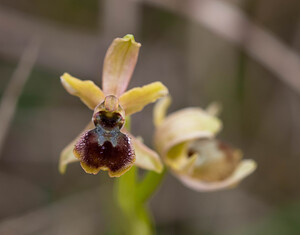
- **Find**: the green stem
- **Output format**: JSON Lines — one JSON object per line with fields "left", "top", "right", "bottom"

{"left": 114, "top": 116, "right": 165, "bottom": 235}
{"left": 137, "top": 169, "right": 166, "bottom": 204}
{"left": 115, "top": 166, "right": 165, "bottom": 235}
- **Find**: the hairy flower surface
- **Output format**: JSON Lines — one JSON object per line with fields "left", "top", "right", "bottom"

{"left": 154, "top": 97, "right": 256, "bottom": 191}
{"left": 60, "top": 35, "right": 167, "bottom": 177}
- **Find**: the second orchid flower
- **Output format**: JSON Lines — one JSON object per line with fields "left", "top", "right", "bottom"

{"left": 153, "top": 97, "right": 257, "bottom": 191}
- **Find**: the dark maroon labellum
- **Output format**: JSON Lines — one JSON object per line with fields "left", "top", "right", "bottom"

{"left": 74, "top": 127, "right": 135, "bottom": 175}
{"left": 74, "top": 109, "right": 134, "bottom": 176}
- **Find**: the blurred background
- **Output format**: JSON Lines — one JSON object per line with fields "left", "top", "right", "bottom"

{"left": 0, "top": 0, "right": 300, "bottom": 234}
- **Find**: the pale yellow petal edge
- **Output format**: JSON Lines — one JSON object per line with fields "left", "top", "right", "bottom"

{"left": 59, "top": 122, "right": 94, "bottom": 174}
{"left": 126, "top": 133, "right": 163, "bottom": 173}
{"left": 176, "top": 159, "right": 257, "bottom": 192}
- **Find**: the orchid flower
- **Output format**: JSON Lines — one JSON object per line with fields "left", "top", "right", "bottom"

{"left": 153, "top": 97, "right": 257, "bottom": 191}
{"left": 59, "top": 35, "right": 168, "bottom": 177}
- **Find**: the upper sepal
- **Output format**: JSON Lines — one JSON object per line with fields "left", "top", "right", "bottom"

{"left": 102, "top": 34, "right": 141, "bottom": 97}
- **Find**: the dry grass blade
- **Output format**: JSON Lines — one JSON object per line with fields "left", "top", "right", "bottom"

{"left": 0, "top": 37, "right": 40, "bottom": 156}
{"left": 138, "top": 0, "right": 300, "bottom": 94}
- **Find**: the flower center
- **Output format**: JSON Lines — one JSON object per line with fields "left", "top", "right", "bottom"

{"left": 93, "top": 111, "right": 124, "bottom": 130}
{"left": 92, "top": 95, "right": 125, "bottom": 131}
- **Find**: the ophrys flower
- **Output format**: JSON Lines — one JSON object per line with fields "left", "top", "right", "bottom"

{"left": 59, "top": 35, "right": 168, "bottom": 177}
{"left": 154, "top": 97, "right": 256, "bottom": 191}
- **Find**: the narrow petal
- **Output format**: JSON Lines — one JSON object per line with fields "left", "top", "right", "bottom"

{"left": 176, "top": 159, "right": 257, "bottom": 192}
{"left": 102, "top": 34, "right": 141, "bottom": 97}
{"left": 74, "top": 127, "right": 135, "bottom": 177}
{"left": 119, "top": 82, "right": 168, "bottom": 116}
{"left": 153, "top": 96, "right": 171, "bottom": 127}
{"left": 61, "top": 73, "right": 105, "bottom": 109}
{"left": 154, "top": 108, "right": 222, "bottom": 157}
{"left": 59, "top": 122, "right": 94, "bottom": 174}
{"left": 130, "top": 135, "right": 163, "bottom": 173}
